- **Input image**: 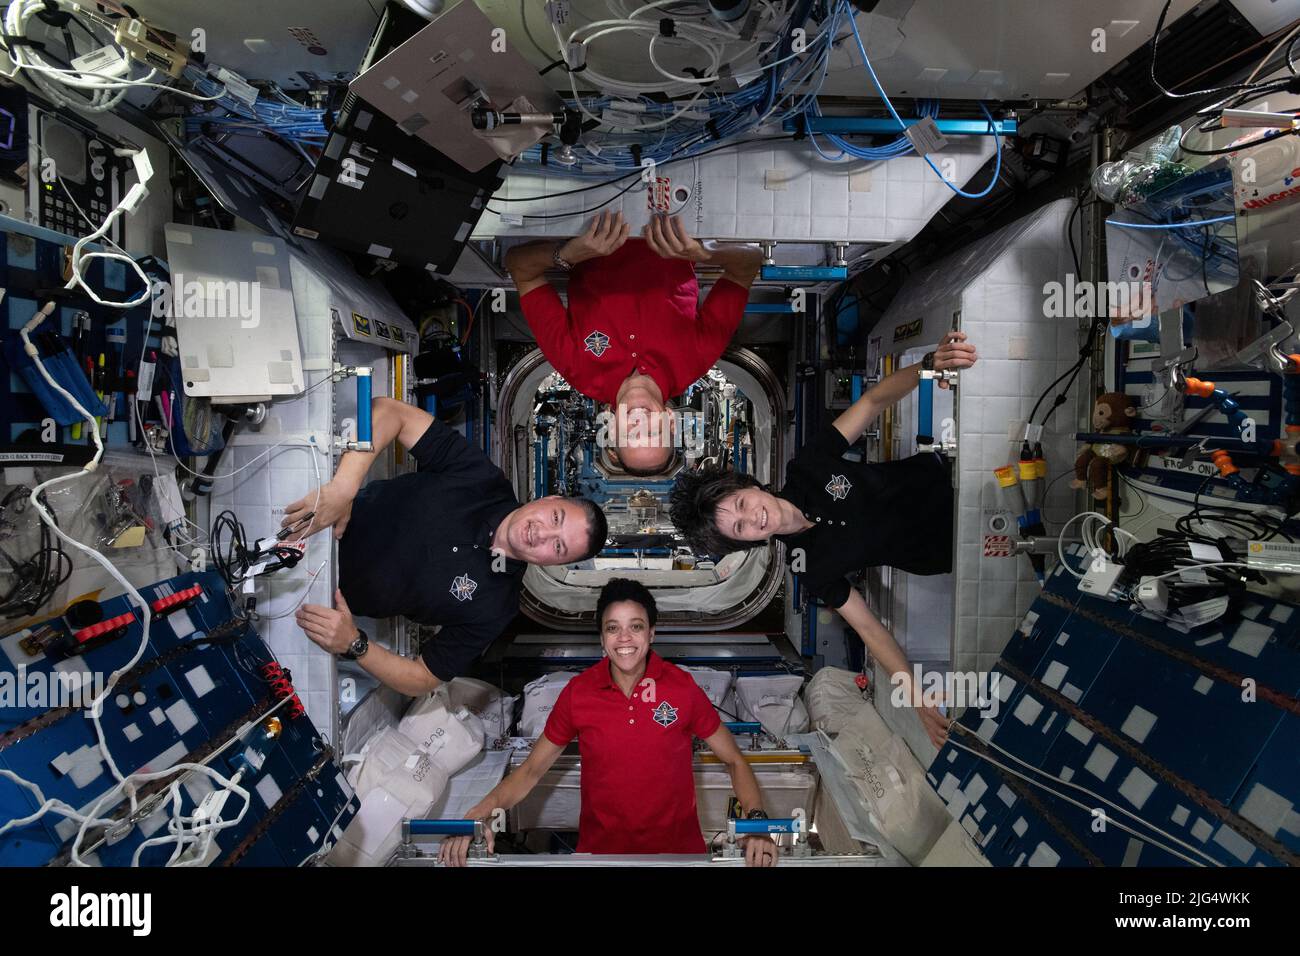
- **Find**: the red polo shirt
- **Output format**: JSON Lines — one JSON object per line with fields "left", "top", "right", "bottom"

{"left": 542, "top": 651, "right": 722, "bottom": 854}
{"left": 519, "top": 239, "right": 750, "bottom": 405}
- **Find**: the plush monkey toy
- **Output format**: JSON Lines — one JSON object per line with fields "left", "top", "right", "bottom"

{"left": 1072, "top": 392, "right": 1137, "bottom": 501}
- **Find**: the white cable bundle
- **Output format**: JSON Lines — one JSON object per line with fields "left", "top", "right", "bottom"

{"left": 5, "top": 0, "right": 147, "bottom": 113}
{"left": 553, "top": 0, "right": 791, "bottom": 130}
{"left": 4, "top": 0, "right": 227, "bottom": 115}
{"left": 0, "top": 147, "right": 290, "bottom": 867}
{"left": 1057, "top": 510, "right": 1140, "bottom": 579}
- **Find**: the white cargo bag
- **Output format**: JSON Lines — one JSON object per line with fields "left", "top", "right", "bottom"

{"left": 398, "top": 695, "right": 485, "bottom": 772}
{"left": 920, "top": 818, "right": 992, "bottom": 867}
{"left": 734, "top": 675, "right": 809, "bottom": 736}
{"left": 830, "top": 702, "right": 949, "bottom": 865}
{"left": 329, "top": 727, "right": 452, "bottom": 868}
{"left": 682, "top": 667, "right": 734, "bottom": 715}
{"left": 518, "top": 672, "right": 577, "bottom": 738}
{"left": 436, "top": 677, "right": 518, "bottom": 745}
{"left": 804, "top": 667, "right": 867, "bottom": 735}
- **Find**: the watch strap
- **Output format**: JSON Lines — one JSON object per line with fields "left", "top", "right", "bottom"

{"left": 342, "top": 628, "right": 369, "bottom": 661}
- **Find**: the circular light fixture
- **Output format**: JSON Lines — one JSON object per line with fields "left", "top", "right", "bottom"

{"left": 401, "top": 0, "right": 445, "bottom": 19}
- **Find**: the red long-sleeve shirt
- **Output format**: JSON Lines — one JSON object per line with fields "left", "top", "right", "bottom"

{"left": 519, "top": 239, "right": 750, "bottom": 403}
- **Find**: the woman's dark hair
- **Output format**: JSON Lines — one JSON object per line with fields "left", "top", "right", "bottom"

{"left": 668, "top": 466, "right": 769, "bottom": 557}
{"left": 571, "top": 497, "right": 610, "bottom": 562}
{"left": 596, "top": 577, "right": 657, "bottom": 629}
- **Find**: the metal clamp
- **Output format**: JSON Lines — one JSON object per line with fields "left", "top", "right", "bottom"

{"left": 919, "top": 369, "right": 959, "bottom": 384}
{"left": 1159, "top": 346, "right": 1197, "bottom": 391}
{"left": 1234, "top": 319, "right": 1296, "bottom": 375}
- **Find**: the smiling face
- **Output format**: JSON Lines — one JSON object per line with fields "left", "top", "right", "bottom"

{"left": 503, "top": 496, "right": 593, "bottom": 565}
{"left": 610, "top": 377, "right": 673, "bottom": 474}
{"left": 712, "top": 487, "right": 784, "bottom": 543}
{"left": 601, "top": 599, "right": 654, "bottom": 676}
{"left": 613, "top": 409, "right": 674, "bottom": 473}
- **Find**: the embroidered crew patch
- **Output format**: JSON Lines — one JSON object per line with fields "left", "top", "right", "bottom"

{"left": 652, "top": 700, "right": 679, "bottom": 727}
{"left": 450, "top": 573, "right": 478, "bottom": 602}
{"left": 584, "top": 330, "right": 611, "bottom": 357}
{"left": 825, "top": 474, "right": 852, "bottom": 500}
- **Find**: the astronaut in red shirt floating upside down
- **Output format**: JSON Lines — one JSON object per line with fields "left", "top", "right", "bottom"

{"left": 504, "top": 211, "right": 763, "bottom": 476}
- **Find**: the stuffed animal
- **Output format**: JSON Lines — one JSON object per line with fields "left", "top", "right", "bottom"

{"left": 1072, "top": 392, "right": 1137, "bottom": 501}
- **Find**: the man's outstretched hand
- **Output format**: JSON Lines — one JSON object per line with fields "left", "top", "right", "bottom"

{"left": 643, "top": 214, "right": 710, "bottom": 263}
{"left": 281, "top": 479, "right": 356, "bottom": 541}
{"left": 558, "top": 211, "right": 630, "bottom": 265}
{"left": 297, "top": 589, "right": 358, "bottom": 655}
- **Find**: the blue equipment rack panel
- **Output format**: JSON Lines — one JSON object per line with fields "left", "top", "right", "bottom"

{"left": 0, "top": 570, "right": 357, "bottom": 867}
{"left": 0, "top": 215, "right": 164, "bottom": 453}
{"left": 929, "top": 567, "right": 1300, "bottom": 867}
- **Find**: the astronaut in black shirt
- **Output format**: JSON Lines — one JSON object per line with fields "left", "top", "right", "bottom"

{"left": 281, "top": 398, "right": 607, "bottom": 696}
{"left": 670, "top": 332, "right": 977, "bottom": 747}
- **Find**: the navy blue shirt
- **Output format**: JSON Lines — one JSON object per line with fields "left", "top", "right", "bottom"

{"left": 338, "top": 420, "right": 526, "bottom": 681}
{"left": 774, "top": 424, "right": 953, "bottom": 609}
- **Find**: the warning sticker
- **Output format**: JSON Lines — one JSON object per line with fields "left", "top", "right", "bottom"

{"left": 648, "top": 176, "right": 671, "bottom": 213}
{"left": 983, "top": 535, "right": 1015, "bottom": 557}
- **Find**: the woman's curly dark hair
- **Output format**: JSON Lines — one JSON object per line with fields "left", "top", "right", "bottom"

{"left": 668, "top": 466, "right": 769, "bottom": 557}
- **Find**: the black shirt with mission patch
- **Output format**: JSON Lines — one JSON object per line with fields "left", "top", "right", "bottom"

{"left": 338, "top": 420, "right": 526, "bottom": 682}
{"left": 773, "top": 424, "right": 953, "bottom": 609}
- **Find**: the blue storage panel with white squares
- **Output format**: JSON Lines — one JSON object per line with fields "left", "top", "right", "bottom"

{"left": 929, "top": 568, "right": 1300, "bottom": 866}
{"left": 0, "top": 570, "right": 358, "bottom": 866}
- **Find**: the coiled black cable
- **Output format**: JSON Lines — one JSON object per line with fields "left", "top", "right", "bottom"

{"left": 209, "top": 509, "right": 304, "bottom": 587}
{"left": 0, "top": 487, "right": 73, "bottom": 618}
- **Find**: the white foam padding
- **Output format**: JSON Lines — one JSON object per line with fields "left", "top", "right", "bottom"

{"left": 830, "top": 701, "right": 951, "bottom": 865}
{"left": 518, "top": 672, "right": 577, "bottom": 739}
{"left": 474, "top": 136, "right": 996, "bottom": 242}
{"left": 436, "top": 677, "right": 518, "bottom": 746}
{"left": 734, "top": 674, "right": 809, "bottom": 737}
{"left": 803, "top": 667, "right": 867, "bottom": 735}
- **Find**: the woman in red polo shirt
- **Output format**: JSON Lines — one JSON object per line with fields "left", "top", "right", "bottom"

{"left": 440, "top": 579, "right": 778, "bottom": 866}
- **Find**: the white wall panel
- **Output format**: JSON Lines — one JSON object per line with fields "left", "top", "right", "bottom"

{"left": 472, "top": 136, "right": 995, "bottom": 243}
{"left": 881, "top": 198, "right": 1082, "bottom": 676}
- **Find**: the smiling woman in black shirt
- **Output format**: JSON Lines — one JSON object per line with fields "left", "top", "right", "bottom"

{"left": 670, "top": 332, "right": 977, "bottom": 748}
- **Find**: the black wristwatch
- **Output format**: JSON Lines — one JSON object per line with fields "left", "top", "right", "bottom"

{"left": 921, "top": 350, "right": 937, "bottom": 371}
{"left": 746, "top": 808, "right": 769, "bottom": 820}
{"left": 341, "top": 628, "right": 369, "bottom": 661}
